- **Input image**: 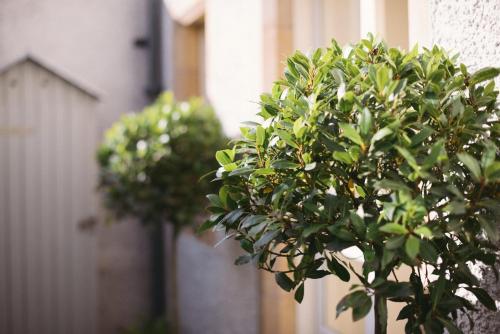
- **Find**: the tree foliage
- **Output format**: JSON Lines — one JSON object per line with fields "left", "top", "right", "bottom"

{"left": 97, "top": 92, "right": 226, "bottom": 228}
{"left": 203, "top": 36, "right": 500, "bottom": 333}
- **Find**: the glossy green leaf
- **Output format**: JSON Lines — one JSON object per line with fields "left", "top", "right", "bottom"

{"left": 414, "top": 226, "right": 433, "bottom": 238}
{"left": 339, "top": 123, "right": 364, "bottom": 147}
{"left": 271, "top": 160, "right": 300, "bottom": 169}
{"left": 216, "top": 149, "right": 234, "bottom": 166}
{"left": 466, "top": 287, "right": 497, "bottom": 311}
{"left": 376, "top": 66, "right": 390, "bottom": 92}
{"left": 276, "top": 129, "right": 299, "bottom": 148}
{"left": 359, "top": 108, "right": 373, "bottom": 136}
{"left": 470, "top": 67, "right": 500, "bottom": 85}
{"left": 303, "top": 224, "right": 326, "bottom": 237}
{"left": 379, "top": 223, "right": 408, "bottom": 235}
{"left": 294, "top": 283, "right": 305, "bottom": 303}
{"left": 370, "top": 127, "right": 393, "bottom": 146}
{"left": 478, "top": 216, "right": 499, "bottom": 242}
{"left": 332, "top": 151, "right": 353, "bottom": 164}
{"left": 395, "top": 146, "right": 419, "bottom": 171}
{"left": 457, "top": 152, "right": 482, "bottom": 181}
{"left": 485, "top": 161, "right": 500, "bottom": 180}
{"left": 353, "top": 295, "right": 372, "bottom": 321}
{"left": 327, "top": 257, "right": 350, "bottom": 282}
{"left": 275, "top": 272, "right": 295, "bottom": 292}
{"left": 410, "top": 126, "right": 434, "bottom": 147}
{"left": 405, "top": 235, "right": 420, "bottom": 259}
{"left": 256, "top": 126, "right": 266, "bottom": 146}
{"left": 293, "top": 118, "right": 307, "bottom": 138}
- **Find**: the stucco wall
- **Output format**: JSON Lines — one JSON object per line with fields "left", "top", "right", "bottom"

{"left": 430, "top": 0, "right": 500, "bottom": 73}
{"left": 429, "top": 1, "right": 500, "bottom": 332}
{"left": 0, "top": 1, "right": 152, "bottom": 333}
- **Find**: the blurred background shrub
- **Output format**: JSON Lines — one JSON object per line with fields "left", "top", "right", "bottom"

{"left": 97, "top": 91, "right": 226, "bottom": 332}
{"left": 97, "top": 91, "right": 226, "bottom": 229}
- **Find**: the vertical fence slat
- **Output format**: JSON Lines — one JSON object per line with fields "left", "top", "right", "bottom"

{"left": 52, "top": 71, "right": 68, "bottom": 334}
{"left": 25, "top": 61, "right": 43, "bottom": 334}
{"left": 61, "top": 81, "right": 74, "bottom": 334}
{"left": 42, "top": 65, "right": 61, "bottom": 334}
{"left": 0, "top": 65, "right": 10, "bottom": 334}
{"left": 7, "top": 65, "right": 28, "bottom": 334}
{"left": 71, "top": 87, "right": 82, "bottom": 334}
{"left": 38, "top": 65, "right": 52, "bottom": 334}
{"left": 86, "top": 95, "right": 98, "bottom": 334}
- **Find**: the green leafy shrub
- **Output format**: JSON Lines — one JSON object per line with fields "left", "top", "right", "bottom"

{"left": 203, "top": 36, "right": 500, "bottom": 333}
{"left": 97, "top": 92, "right": 226, "bottom": 228}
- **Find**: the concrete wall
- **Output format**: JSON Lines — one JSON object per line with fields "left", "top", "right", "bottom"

{"left": 0, "top": 1, "right": 152, "bottom": 333}
{"left": 176, "top": 231, "right": 259, "bottom": 334}
{"left": 428, "top": 1, "right": 500, "bottom": 332}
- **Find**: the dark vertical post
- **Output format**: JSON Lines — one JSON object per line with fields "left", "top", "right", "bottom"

{"left": 147, "top": 0, "right": 165, "bottom": 322}
{"left": 147, "top": 0, "right": 163, "bottom": 99}
{"left": 150, "top": 223, "right": 165, "bottom": 318}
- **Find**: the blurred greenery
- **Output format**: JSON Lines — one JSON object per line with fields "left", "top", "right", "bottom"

{"left": 97, "top": 91, "right": 226, "bottom": 229}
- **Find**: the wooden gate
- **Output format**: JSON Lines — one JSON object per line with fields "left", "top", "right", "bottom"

{"left": 0, "top": 56, "right": 97, "bottom": 334}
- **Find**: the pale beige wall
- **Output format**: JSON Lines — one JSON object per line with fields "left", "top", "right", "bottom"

{"left": 360, "top": 0, "right": 409, "bottom": 49}
{"left": 293, "top": 0, "right": 408, "bottom": 52}
{"left": 322, "top": 0, "right": 361, "bottom": 46}
{"left": 408, "top": 0, "right": 431, "bottom": 48}
{"left": 381, "top": 0, "right": 409, "bottom": 49}
{"left": 204, "top": 0, "right": 264, "bottom": 136}
{"left": 293, "top": 0, "right": 361, "bottom": 52}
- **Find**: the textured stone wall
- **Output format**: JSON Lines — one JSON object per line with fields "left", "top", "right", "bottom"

{"left": 429, "top": 1, "right": 500, "bottom": 332}
{"left": 430, "top": 0, "right": 500, "bottom": 72}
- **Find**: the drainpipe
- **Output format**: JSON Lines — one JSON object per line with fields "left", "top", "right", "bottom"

{"left": 148, "top": 0, "right": 165, "bottom": 322}
{"left": 147, "top": 0, "right": 164, "bottom": 99}
{"left": 132, "top": 0, "right": 166, "bottom": 323}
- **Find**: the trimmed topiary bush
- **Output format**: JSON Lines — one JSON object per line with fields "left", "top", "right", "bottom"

{"left": 203, "top": 35, "right": 500, "bottom": 333}
{"left": 98, "top": 92, "right": 225, "bottom": 229}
